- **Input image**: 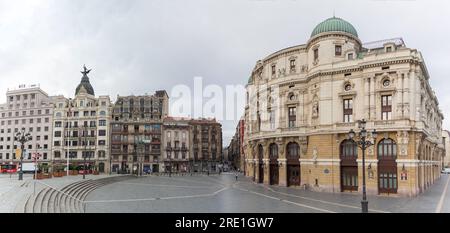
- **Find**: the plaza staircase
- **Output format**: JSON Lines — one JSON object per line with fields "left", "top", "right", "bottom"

{"left": 23, "top": 176, "right": 134, "bottom": 213}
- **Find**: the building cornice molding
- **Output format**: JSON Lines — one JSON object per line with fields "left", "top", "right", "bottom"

{"left": 274, "top": 58, "right": 419, "bottom": 88}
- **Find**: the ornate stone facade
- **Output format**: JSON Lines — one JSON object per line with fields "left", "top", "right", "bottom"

{"left": 189, "top": 118, "right": 223, "bottom": 172}
{"left": 110, "top": 91, "right": 169, "bottom": 174}
{"left": 51, "top": 69, "right": 112, "bottom": 174}
{"left": 244, "top": 17, "right": 445, "bottom": 197}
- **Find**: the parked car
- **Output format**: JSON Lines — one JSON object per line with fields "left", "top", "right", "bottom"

{"left": 441, "top": 168, "right": 450, "bottom": 174}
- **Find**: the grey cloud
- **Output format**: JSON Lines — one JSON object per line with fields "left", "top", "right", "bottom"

{"left": 0, "top": 0, "right": 448, "bottom": 145}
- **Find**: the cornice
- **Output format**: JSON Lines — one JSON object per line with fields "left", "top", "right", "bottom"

{"left": 273, "top": 58, "right": 418, "bottom": 88}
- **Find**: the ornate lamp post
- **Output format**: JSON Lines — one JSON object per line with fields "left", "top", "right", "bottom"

{"left": 134, "top": 140, "right": 145, "bottom": 177}
{"left": 169, "top": 153, "right": 172, "bottom": 177}
{"left": 14, "top": 127, "right": 32, "bottom": 181}
{"left": 348, "top": 119, "right": 378, "bottom": 213}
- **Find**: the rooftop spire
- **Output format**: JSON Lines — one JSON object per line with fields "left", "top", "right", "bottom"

{"left": 75, "top": 65, "right": 95, "bottom": 96}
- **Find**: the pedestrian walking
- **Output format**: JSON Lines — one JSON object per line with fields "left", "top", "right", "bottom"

{"left": 235, "top": 173, "right": 238, "bottom": 181}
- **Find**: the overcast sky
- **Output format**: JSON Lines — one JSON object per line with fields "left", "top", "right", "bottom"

{"left": 0, "top": 0, "right": 449, "bottom": 145}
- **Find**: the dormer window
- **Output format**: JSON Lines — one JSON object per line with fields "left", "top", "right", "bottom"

{"left": 386, "top": 46, "right": 392, "bottom": 53}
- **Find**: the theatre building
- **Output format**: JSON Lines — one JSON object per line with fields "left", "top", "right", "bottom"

{"left": 244, "top": 17, "right": 445, "bottom": 197}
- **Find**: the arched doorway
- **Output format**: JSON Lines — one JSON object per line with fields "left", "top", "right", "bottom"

{"left": 98, "top": 163, "right": 105, "bottom": 173}
{"left": 258, "top": 145, "right": 264, "bottom": 184}
{"left": 378, "top": 138, "right": 398, "bottom": 194}
{"left": 269, "top": 143, "right": 279, "bottom": 185}
{"left": 340, "top": 139, "right": 358, "bottom": 192}
{"left": 286, "top": 142, "right": 300, "bottom": 186}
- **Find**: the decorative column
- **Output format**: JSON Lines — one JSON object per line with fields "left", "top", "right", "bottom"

{"left": 253, "top": 142, "right": 260, "bottom": 183}
{"left": 364, "top": 76, "right": 371, "bottom": 120}
{"left": 277, "top": 138, "right": 287, "bottom": 187}
{"left": 369, "top": 76, "right": 376, "bottom": 120}
{"left": 402, "top": 72, "right": 410, "bottom": 119}
{"left": 263, "top": 141, "right": 270, "bottom": 185}
{"left": 245, "top": 141, "right": 252, "bottom": 178}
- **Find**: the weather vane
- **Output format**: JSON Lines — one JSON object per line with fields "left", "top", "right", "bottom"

{"left": 81, "top": 64, "right": 92, "bottom": 76}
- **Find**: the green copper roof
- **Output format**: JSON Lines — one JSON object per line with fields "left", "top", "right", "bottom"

{"left": 248, "top": 76, "right": 253, "bottom": 84}
{"left": 311, "top": 17, "right": 358, "bottom": 38}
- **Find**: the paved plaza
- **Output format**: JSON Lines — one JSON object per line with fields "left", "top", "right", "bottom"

{"left": 2, "top": 173, "right": 449, "bottom": 213}
{"left": 83, "top": 173, "right": 450, "bottom": 213}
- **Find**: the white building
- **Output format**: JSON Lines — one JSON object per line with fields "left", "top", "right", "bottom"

{"left": 0, "top": 84, "right": 55, "bottom": 170}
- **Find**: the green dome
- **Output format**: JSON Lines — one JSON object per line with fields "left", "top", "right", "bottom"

{"left": 311, "top": 17, "right": 358, "bottom": 38}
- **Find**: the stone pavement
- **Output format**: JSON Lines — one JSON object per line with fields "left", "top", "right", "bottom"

{"left": 3, "top": 173, "right": 449, "bottom": 213}
{"left": 84, "top": 173, "right": 450, "bottom": 213}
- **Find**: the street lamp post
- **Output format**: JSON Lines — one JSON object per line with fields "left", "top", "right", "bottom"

{"left": 83, "top": 126, "right": 87, "bottom": 180}
{"left": 134, "top": 141, "right": 145, "bottom": 177}
{"left": 348, "top": 119, "right": 378, "bottom": 213}
{"left": 66, "top": 98, "right": 72, "bottom": 177}
{"left": 169, "top": 155, "right": 172, "bottom": 177}
{"left": 14, "top": 128, "right": 32, "bottom": 181}
{"left": 134, "top": 143, "right": 137, "bottom": 177}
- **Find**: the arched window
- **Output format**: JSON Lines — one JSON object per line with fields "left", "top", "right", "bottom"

{"left": 269, "top": 143, "right": 278, "bottom": 161}
{"left": 55, "top": 112, "right": 62, "bottom": 118}
{"left": 287, "top": 142, "right": 299, "bottom": 160}
{"left": 100, "top": 111, "right": 106, "bottom": 116}
{"left": 340, "top": 140, "right": 358, "bottom": 158}
{"left": 258, "top": 145, "right": 264, "bottom": 161}
{"left": 378, "top": 138, "right": 397, "bottom": 159}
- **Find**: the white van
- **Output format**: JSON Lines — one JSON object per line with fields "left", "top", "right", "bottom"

{"left": 21, "top": 163, "right": 37, "bottom": 173}
{"left": 442, "top": 168, "right": 450, "bottom": 174}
